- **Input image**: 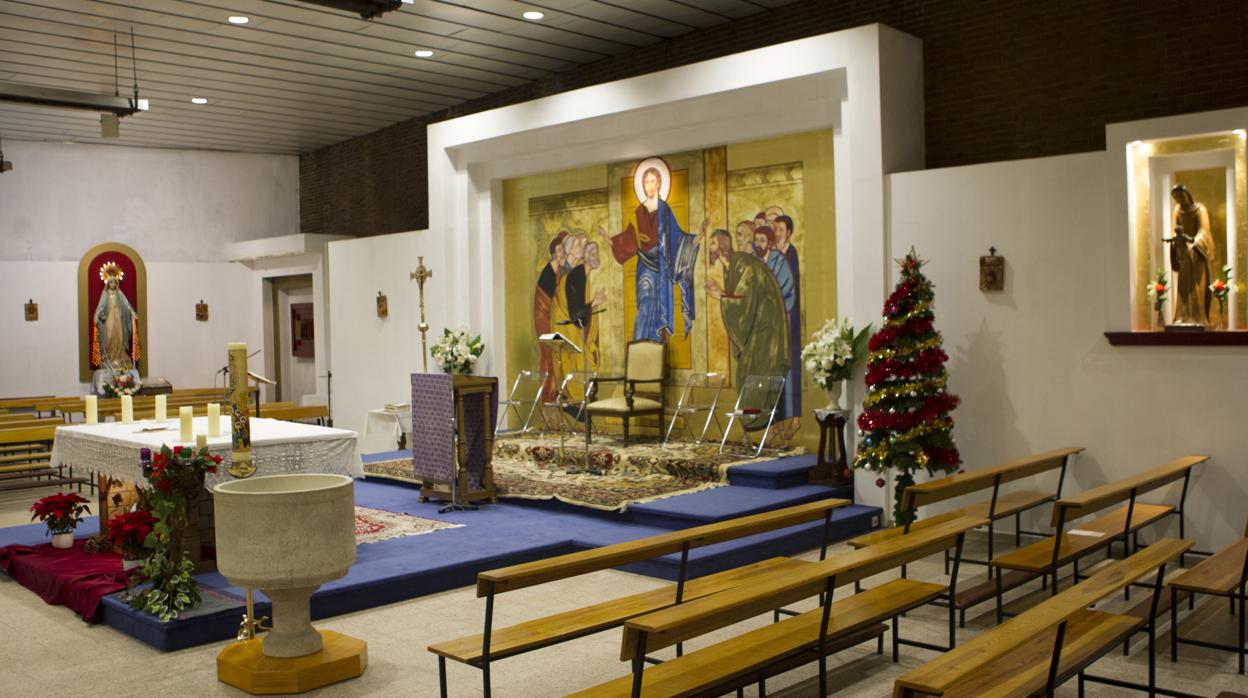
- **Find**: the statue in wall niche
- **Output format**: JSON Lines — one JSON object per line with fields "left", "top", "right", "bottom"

{"left": 93, "top": 262, "right": 141, "bottom": 390}
{"left": 1166, "top": 184, "right": 1215, "bottom": 326}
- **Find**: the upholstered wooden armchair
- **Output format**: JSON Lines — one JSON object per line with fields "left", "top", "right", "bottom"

{"left": 584, "top": 340, "right": 667, "bottom": 446}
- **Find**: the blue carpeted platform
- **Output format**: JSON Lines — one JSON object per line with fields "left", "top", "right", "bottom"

{"left": 727, "top": 453, "right": 821, "bottom": 489}
{"left": 1, "top": 449, "right": 880, "bottom": 651}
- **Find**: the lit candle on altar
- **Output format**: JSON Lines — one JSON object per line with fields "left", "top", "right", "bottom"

{"left": 207, "top": 403, "right": 221, "bottom": 436}
{"left": 196, "top": 433, "right": 208, "bottom": 449}
{"left": 179, "top": 406, "right": 193, "bottom": 442}
{"left": 120, "top": 395, "right": 134, "bottom": 423}
{"left": 155, "top": 394, "right": 167, "bottom": 421}
{"left": 84, "top": 395, "right": 97, "bottom": 425}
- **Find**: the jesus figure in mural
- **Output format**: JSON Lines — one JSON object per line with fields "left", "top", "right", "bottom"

{"left": 600, "top": 158, "right": 704, "bottom": 342}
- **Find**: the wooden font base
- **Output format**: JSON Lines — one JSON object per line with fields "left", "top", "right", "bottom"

{"left": 217, "top": 629, "right": 367, "bottom": 694}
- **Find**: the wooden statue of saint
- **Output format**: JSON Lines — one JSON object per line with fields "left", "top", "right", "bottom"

{"left": 1166, "top": 184, "right": 1215, "bottom": 325}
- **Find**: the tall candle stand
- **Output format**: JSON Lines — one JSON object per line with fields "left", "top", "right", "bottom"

{"left": 410, "top": 256, "right": 433, "bottom": 372}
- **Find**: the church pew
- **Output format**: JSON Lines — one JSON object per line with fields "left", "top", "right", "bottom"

{"left": 987, "top": 455, "right": 1206, "bottom": 623}
{"left": 0, "top": 425, "right": 88, "bottom": 494}
{"left": 0, "top": 417, "right": 68, "bottom": 430}
{"left": 569, "top": 516, "right": 986, "bottom": 698}
{"left": 428, "top": 498, "right": 852, "bottom": 697}
{"left": 259, "top": 404, "right": 328, "bottom": 424}
{"left": 0, "top": 395, "right": 52, "bottom": 411}
{"left": 1169, "top": 517, "right": 1248, "bottom": 673}
{"left": 893, "top": 538, "right": 1192, "bottom": 698}
{"left": 848, "top": 447, "right": 1081, "bottom": 590}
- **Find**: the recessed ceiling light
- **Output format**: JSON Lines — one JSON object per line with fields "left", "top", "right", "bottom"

{"left": 414, "top": 49, "right": 434, "bottom": 58}
{"left": 227, "top": 15, "right": 249, "bottom": 24}
{"left": 522, "top": 10, "right": 544, "bottom": 20}
{"left": 191, "top": 97, "right": 209, "bottom": 105}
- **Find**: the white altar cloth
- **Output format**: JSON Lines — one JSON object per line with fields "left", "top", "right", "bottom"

{"left": 364, "top": 406, "right": 412, "bottom": 443}
{"left": 51, "top": 417, "right": 363, "bottom": 488}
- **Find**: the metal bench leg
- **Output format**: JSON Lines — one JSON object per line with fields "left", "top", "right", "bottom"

{"left": 986, "top": 520, "right": 995, "bottom": 578}
{"left": 1240, "top": 586, "right": 1246, "bottom": 673}
{"left": 995, "top": 572, "right": 1005, "bottom": 625}
{"left": 1170, "top": 586, "right": 1179, "bottom": 662}
{"left": 438, "top": 657, "right": 448, "bottom": 698}
{"left": 891, "top": 615, "right": 900, "bottom": 662}
{"left": 1016, "top": 512, "right": 1022, "bottom": 547}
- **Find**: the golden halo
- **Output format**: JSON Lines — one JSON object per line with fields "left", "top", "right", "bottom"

{"left": 98, "top": 261, "right": 124, "bottom": 283}
{"left": 632, "top": 157, "right": 672, "bottom": 203}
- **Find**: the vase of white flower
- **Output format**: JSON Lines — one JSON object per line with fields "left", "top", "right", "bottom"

{"left": 430, "top": 328, "right": 485, "bottom": 375}
{"left": 801, "top": 317, "right": 871, "bottom": 410}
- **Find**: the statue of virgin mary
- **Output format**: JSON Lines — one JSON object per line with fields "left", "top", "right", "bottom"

{"left": 92, "top": 262, "right": 141, "bottom": 378}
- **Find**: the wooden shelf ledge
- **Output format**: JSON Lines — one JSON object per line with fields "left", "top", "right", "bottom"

{"left": 1104, "top": 331, "right": 1248, "bottom": 346}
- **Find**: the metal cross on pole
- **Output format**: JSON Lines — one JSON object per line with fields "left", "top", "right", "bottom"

{"left": 410, "top": 256, "right": 433, "bottom": 372}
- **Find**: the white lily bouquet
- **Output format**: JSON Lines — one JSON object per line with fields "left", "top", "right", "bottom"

{"left": 801, "top": 317, "right": 871, "bottom": 390}
{"left": 430, "top": 327, "right": 485, "bottom": 375}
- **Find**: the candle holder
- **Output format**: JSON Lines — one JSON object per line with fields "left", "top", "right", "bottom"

{"left": 410, "top": 257, "right": 433, "bottom": 372}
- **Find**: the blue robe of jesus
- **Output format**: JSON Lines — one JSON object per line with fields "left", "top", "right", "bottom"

{"left": 609, "top": 199, "right": 699, "bottom": 341}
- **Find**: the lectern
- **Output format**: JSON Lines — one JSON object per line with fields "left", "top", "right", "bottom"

{"left": 410, "top": 373, "right": 497, "bottom": 511}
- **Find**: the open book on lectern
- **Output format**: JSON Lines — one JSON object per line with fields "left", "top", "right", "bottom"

{"left": 538, "top": 332, "right": 581, "bottom": 354}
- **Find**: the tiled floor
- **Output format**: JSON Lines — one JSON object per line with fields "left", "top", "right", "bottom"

{"left": 0, "top": 483, "right": 1243, "bottom": 697}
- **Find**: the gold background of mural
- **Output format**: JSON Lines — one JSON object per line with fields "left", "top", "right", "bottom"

{"left": 503, "top": 130, "right": 835, "bottom": 450}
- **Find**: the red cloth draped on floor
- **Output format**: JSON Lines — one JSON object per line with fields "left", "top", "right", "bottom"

{"left": 0, "top": 539, "right": 128, "bottom": 622}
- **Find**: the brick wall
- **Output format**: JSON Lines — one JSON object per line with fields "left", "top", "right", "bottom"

{"left": 300, "top": 0, "right": 1248, "bottom": 236}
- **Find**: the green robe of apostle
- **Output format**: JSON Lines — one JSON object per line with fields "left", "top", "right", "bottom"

{"left": 720, "top": 252, "right": 790, "bottom": 391}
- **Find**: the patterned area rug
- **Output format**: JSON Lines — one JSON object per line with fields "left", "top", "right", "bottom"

{"left": 363, "top": 433, "right": 804, "bottom": 512}
{"left": 354, "top": 506, "right": 462, "bottom": 544}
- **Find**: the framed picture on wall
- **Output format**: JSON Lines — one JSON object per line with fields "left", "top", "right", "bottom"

{"left": 291, "top": 302, "right": 314, "bottom": 358}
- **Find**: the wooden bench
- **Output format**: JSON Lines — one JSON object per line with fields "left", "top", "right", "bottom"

{"left": 569, "top": 516, "right": 987, "bottom": 698}
{"left": 849, "top": 447, "right": 1081, "bottom": 576}
{"left": 259, "top": 404, "right": 328, "bottom": 424}
{"left": 984, "top": 455, "right": 1205, "bottom": 623}
{"left": 0, "top": 395, "right": 51, "bottom": 412}
{"left": 0, "top": 425, "right": 89, "bottom": 494}
{"left": 1169, "top": 518, "right": 1248, "bottom": 674}
{"left": 428, "top": 498, "right": 851, "bottom": 697}
{"left": 893, "top": 538, "right": 1192, "bottom": 698}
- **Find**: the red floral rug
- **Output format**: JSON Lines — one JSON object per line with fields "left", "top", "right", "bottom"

{"left": 353, "top": 506, "right": 461, "bottom": 545}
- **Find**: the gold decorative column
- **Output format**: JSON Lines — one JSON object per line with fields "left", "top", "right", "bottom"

{"left": 227, "top": 342, "right": 255, "bottom": 478}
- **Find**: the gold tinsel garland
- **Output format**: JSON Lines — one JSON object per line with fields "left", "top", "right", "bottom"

{"left": 867, "top": 333, "right": 944, "bottom": 361}
{"left": 884, "top": 301, "right": 932, "bottom": 327}
{"left": 861, "top": 376, "right": 948, "bottom": 408}
{"left": 854, "top": 417, "right": 955, "bottom": 467}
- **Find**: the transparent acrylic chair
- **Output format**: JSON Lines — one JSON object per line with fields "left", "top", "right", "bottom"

{"left": 718, "top": 374, "right": 786, "bottom": 457}
{"left": 543, "top": 370, "right": 597, "bottom": 435}
{"left": 495, "top": 369, "right": 547, "bottom": 437}
{"left": 664, "top": 372, "right": 726, "bottom": 445}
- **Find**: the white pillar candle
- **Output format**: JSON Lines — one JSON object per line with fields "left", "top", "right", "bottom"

{"left": 196, "top": 433, "right": 208, "bottom": 449}
{"left": 120, "top": 395, "right": 134, "bottom": 424}
{"left": 180, "top": 406, "right": 194, "bottom": 442}
{"left": 84, "top": 395, "right": 98, "bottom": 425}
{"left": 154, "top": 394, "right": 167, "bottom": 421}
{"left": 207, "top": 403, "right": 221, "bottom": 436}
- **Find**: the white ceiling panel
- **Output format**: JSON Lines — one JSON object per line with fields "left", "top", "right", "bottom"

{"left": 0, "top": 0, "right": 798, "bottom": 153}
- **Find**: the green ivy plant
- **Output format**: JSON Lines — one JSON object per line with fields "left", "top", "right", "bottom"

{"left": 123, "top": 444, "right": 220, "bottom": 622}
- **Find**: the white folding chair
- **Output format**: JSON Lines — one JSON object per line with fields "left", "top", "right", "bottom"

{"left": 664, "top": 371, "right": 726, "bottom": 444}
{"left": 496, "top": 369, "right": 546, "bottom": 436}
{"left": 543, "top": 370, "right": 596, "bottom": 435}
{"left": 718, "top": 374, "right": 786, "bottom": 457}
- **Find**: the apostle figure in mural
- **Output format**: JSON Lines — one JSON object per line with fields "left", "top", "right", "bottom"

{"left": 1166, "top": 184, "right": 1215, "bottom": 325}
{"left": 705, "top": 229, "right": 789, "bottom": 403}
{"left": 533, "top": 230, "right": 568, "bottom": 401}
{"left": 92, "top": 262, "right": 141, "bottom": 391}
{"left": 555, "top": 231, "right": 606, "bottom": 367}
{"left": 771, "top": 214, "right": 802, "bottom": 438}
{"left": 601, "top": 158, "right": 702, "bottom": 342}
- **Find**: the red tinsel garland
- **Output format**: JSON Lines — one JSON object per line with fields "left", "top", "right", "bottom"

{"left": 868, "top": 318, "right": 935, "bottom": 352}
{"left": 864, "top": 347, "right": 949, "bottom": 385}
{"left": 857, "top": 393, "right": 961, "bottom": 432}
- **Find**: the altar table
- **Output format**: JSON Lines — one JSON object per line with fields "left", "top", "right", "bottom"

{"left": 50, "top": 416, "right": 364, "bottom": 489}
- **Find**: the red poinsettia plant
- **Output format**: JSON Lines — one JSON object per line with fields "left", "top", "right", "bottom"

{"left": 106, "top": 510, "right": 159, "bottom": 561}
{"left": 148, "top": 444, "right": 222, "bottom": 493}
{"left": 30, "top": 492, "right": 91, "bottom": 535}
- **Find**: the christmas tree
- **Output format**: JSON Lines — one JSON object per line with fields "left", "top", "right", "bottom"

{"left": 854, "top": 248, "right": 961, "bottom": 525}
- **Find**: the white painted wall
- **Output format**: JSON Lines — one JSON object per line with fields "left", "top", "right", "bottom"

{"left": 0, "top": 140, "right": 298, "bottom": 398}
{"left": 277, "top": 285, "right": 317, "bottom": 404}
{"left": 889, "top": 151, "right": 1246, "bottom": 549}
{"left": 327, "top": 230, "right": 449, "bottom": 448}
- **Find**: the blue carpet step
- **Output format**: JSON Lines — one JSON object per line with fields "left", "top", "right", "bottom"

{"left": 627, "top": 483, "right": 855, "bottom": 530}
{"left": 727, "top": 453, "right": 820, "bottom": 489}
